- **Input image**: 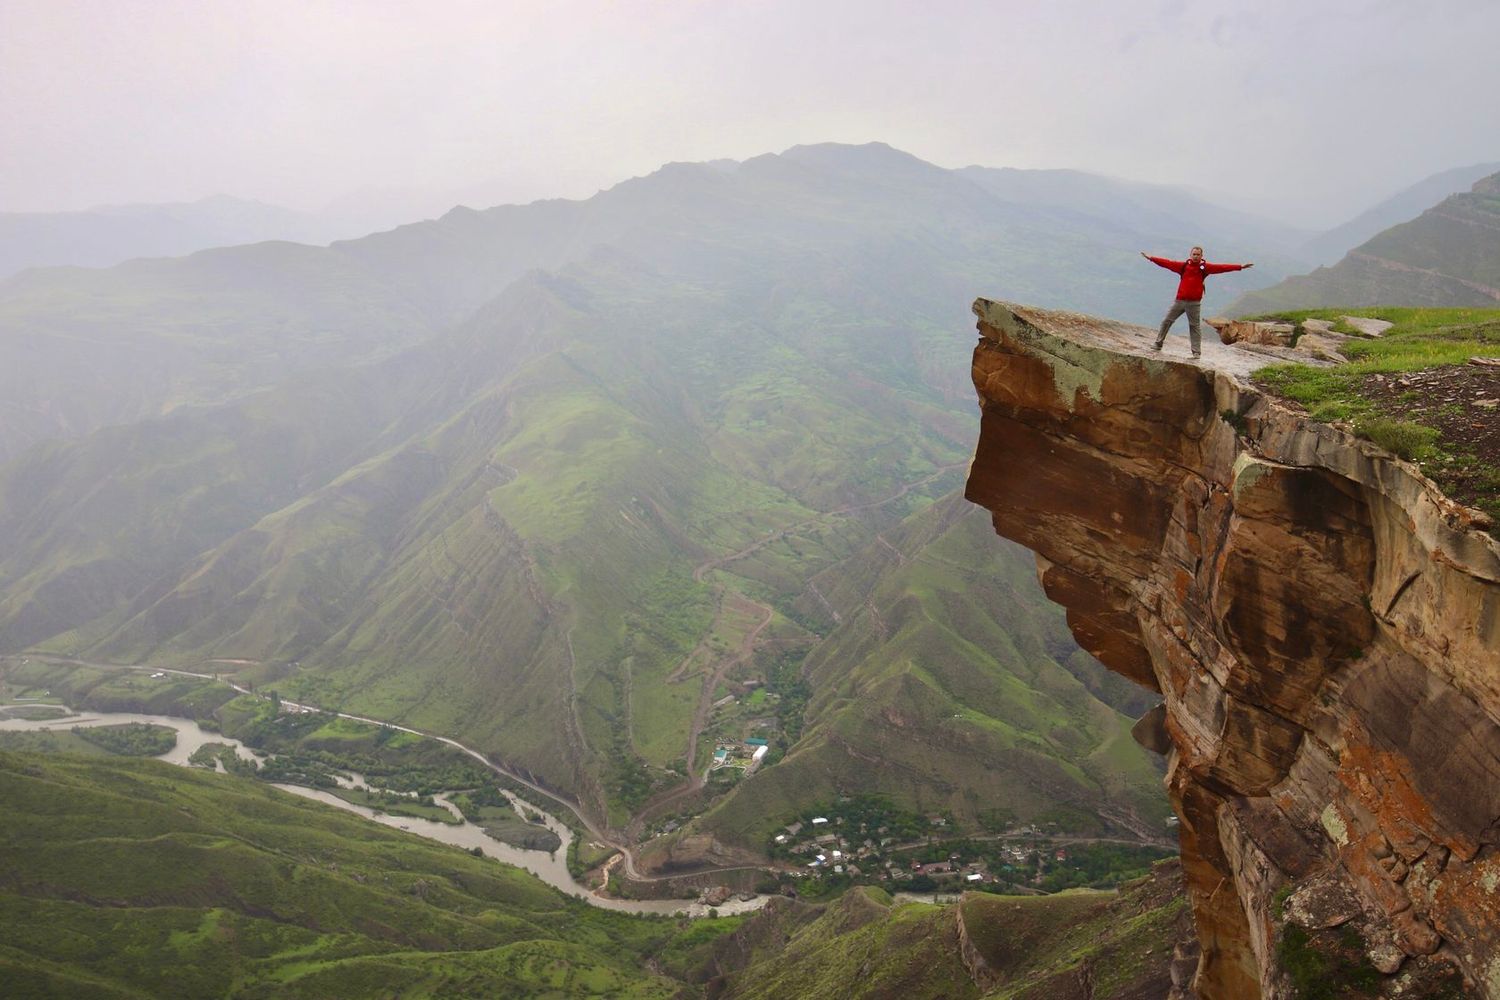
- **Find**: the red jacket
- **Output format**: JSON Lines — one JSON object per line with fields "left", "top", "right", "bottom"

{"left": 1147, "top": 255, "right": 1247, "bottom": 301}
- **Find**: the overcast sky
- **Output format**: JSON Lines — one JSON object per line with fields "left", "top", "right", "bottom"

{"left": 3, "top": 0, "right": 1497, "bottom": 228}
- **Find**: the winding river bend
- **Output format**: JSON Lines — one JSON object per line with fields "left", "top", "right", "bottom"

{"left": 0, "top": 706, "right": 766, "bottom": 917}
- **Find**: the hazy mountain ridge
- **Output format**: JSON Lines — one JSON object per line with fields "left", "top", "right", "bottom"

{"left": 957, "top": 165, "right": 1313, "bottom": 257}
{"left": 0, "top": 143, "right": 1301, "bottom": 466}
{"left": 1298, "top": 160, "right": 1500, "bottom": 265}
{"left": 0, "top": 194, "right": 380, "bottom": 281}
{"left": 0, "top": 142, "right": 1294, "bottom": 832}
{"left": 1230, "top": 169, "right": 1500, "bottom": 315}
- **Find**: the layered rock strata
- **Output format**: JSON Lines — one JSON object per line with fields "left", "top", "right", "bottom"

{"left": 964, "top": 299, "right": 1500, "bottom": 998}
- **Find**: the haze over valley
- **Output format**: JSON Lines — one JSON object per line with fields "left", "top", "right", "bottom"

{"left": 3, "top": 131, "right": 1491, "bottom": 878}
{"left": 5, "top": 142, "right": 1236, "bottom": 840}
{"left": 4, "top": 3, "right": 1498, "bottom": 997}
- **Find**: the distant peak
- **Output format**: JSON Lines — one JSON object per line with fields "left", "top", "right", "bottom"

{"left": 776, "top": 141, "right": 941, "bottom": 174}
{"left": 1472, "top": 171, "right": 1500, "bottom": 196}
{"left": 600, "top": 159, "right": 730, "bottom": 198}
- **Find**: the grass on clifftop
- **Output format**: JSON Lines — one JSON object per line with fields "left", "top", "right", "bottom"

{"left": 1248, "top": 307, "right": 1500, "bottom": 522}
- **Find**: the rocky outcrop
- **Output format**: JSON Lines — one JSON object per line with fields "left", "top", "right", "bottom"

{"left": 964, "top": 299, "right": 1500, "bottom": 998}
{"left": 1206, "top": 316, "right": 1397, "bottom": 366}
{"left": 956, "top": 896, "right": 1004, "bottom": 991}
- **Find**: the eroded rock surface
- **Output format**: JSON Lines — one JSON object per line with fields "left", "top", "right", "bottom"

{"left": 965, "top": 299, "right": 1500, "bottom": 998}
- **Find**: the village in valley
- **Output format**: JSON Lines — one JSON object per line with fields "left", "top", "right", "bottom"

{"left": 644, "top": 664, "right": 1174, "bottom": 901}
{"left": 763, "top": 794, "right": 1175, "bottom": 898}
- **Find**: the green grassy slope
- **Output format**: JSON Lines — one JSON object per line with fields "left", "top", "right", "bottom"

{"left": 0, "top": 314, "right": 493, "bottom": 653}
{"left": 709, "top": 860, "right": 1189, "bottom": 1000}
{"left": 719, "top": 888, "right": 981, "bottom": 1000}
{"left": 0, "top": 143, "right": 1300, "bottom": 466}
{"left": 694, "top": 497, "right": 1167, "bottom": 849}
{"left": 0, "top": 750, "right": 734, "bottom": 999}
{"left": 1230, "top": 172, "right": 1500, "bottom": 315}
{"left": 1, "top": 143, "right": 1178, "bottom": 831}
{"left": 961, "top": 862, "right": 1190, "bottom": 999}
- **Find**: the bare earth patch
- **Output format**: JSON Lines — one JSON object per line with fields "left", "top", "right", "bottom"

{"left": 1354, "top": 362, "right": 1500, "bottom": 520}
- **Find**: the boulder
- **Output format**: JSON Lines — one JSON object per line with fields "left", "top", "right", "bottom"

{"left": 1208, "top": 317, "right": 1295, "bottom": 346}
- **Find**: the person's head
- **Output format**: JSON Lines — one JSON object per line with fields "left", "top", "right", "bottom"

{"left": 1189, "top": 246, "right": 1204, "bottom": 261}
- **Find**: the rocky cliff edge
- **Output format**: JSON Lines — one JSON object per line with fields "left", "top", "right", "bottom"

{"left": 964, "top": 299, "right": 1499, "bottom": 998}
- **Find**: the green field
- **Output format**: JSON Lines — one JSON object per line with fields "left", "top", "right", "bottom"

{"left": 0, "top": 751, "right": 738, "bottom": 998}
{"left": 0, "top": 704, "right": 72, "bottom": 721}
{"left": 0, "top": 729, "right": 112, "bottom": 756}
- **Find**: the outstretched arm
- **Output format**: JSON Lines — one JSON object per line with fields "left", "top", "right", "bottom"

{"left": 1141, "top": 252, "right": 1183, "bottom": 271}
{"left": 1204, "top": 261, "right": 1253, "bottom": 274}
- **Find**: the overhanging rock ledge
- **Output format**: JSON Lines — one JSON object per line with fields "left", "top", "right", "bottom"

{"left": 964, "top": 298, "right": 1500, "bottom": 999}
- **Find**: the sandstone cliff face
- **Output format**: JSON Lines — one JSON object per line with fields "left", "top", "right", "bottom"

{"left": 964, "top": 300, "right": 1499, "bottom": 998}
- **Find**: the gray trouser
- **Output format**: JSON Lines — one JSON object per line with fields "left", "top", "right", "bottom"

{"left": 1157, "top": 299, "right": 1202, "bottom": 352}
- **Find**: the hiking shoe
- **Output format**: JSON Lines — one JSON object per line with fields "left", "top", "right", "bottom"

{"left": 1191, "top": 351, "right": 1201, "bottom": 359}
{"left": 1151, "top": 341, "right": 1163, "bottom": 351}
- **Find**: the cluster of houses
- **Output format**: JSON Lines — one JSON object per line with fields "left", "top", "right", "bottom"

{"left": 711, "top": 737, "right": 770, "bottom": 776}
{"left": 771, "top": 816, "right": 1023, "bottom": 885}
{"left": 772, "top": 814, "right": 1068, "bottom": 887}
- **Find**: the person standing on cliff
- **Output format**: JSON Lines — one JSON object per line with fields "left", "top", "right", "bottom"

{"left": 1141, "top": 247, "right": 1253, "bottom": 358}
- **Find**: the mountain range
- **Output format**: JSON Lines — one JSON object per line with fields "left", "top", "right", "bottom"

{"left": 0, "top": 194, "right": 418, "bottom": 281}
{"left": 0, "top": 141, "right": 1371, "bottom": 843}
{"left": 1231, "top": 169, "right": 1500, "bottom": 315}
{"left": 1297, "top": 160, "right": 1500, "bottom": 266}
{"left": 9, "top": 142, "right": 1497, "bottom": 998}
{"left": 0, "top": 749, "right": 1194, "bottom": 998}
{"left": 0, "top": 143, "right": 1312, "bottom": 466}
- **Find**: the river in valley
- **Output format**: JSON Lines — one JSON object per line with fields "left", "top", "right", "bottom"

{"left": 0, "top": 705, "right": 766, "bottom": 917}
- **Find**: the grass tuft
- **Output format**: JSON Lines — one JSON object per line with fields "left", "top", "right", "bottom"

{"left": 1354, "top": 418, "right": 1440, "bottom": 461}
